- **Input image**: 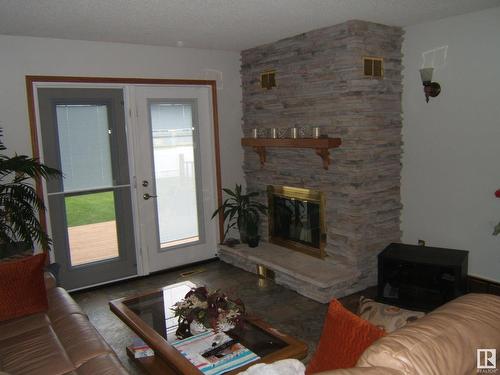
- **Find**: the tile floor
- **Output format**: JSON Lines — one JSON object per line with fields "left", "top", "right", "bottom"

{"left": 72, "top": 260, "right": 376, "bottom": 374}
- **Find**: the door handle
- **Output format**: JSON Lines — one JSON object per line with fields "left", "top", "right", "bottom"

{"left": 143, "top": 193, "right": 158, "bottom": 200}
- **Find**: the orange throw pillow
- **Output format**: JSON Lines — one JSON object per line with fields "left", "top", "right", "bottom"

{"left": 306, "top": 299, "right": 385, "bottom": 374}
{"left": 0, "top": 253, "right": 48, "bottom": 321}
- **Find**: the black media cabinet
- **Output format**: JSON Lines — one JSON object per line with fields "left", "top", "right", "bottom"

{"left": 377, "top": 243, "right": 468, "bottom": 311}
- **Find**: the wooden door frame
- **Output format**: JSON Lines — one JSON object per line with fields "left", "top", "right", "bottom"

{"left": 25, "top": 76, "right": 224, "bottom": 243}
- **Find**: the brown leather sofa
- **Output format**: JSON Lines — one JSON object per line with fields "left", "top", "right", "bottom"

{"left": 0, "top": 273, "right": 128, "bottom": 375}
{"left": 318, "top": 293, "right": 500, "bottom": 375}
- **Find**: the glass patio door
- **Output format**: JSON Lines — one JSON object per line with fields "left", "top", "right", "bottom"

{"left": 149, "top": 100, "right": 201, "bottom": 247}
{"left": 134, "top": 86, "right": 218, "bottom": 273}
{"left": 37, "top": 88, "right": 137, "bottom": 290}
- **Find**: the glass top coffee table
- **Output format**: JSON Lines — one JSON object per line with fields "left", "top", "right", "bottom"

{"left": 109, "top": 281, "right": 308, "bottom": 375}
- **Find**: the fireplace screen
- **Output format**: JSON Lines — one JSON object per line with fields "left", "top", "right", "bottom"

{"left": 268, "top": 186, "right": 326, "bottom": 258}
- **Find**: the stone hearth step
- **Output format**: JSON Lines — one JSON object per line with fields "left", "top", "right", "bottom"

{"left": 218, "top": 242, "right": 361, "bottom": 303}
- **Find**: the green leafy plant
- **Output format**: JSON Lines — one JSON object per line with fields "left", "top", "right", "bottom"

{"left": 0, "top": 128, "right": 61, "bottom": 256}
{"left": 211, "top": 184, "right": 267, "bottom": 242}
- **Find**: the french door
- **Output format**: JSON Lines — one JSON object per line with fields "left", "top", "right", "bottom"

{"left": 37, "top": 88, "right": 137, "bottom": 290}
{"left": 133, "top": 86, "right": 218, "bottom": 273}
{"left": 35, "top": 83, "right": 219, "bottom": 289}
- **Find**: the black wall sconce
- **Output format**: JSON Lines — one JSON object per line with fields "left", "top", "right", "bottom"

{"left": 419, "top": 68, "right": 441, "bottom": 103}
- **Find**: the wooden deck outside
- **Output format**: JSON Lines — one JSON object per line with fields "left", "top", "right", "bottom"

{"left": 68, "top": 221, "right": 119, "bottom": 266}
{"left": 68, "top": 221, "right": 199, "bottom": 266}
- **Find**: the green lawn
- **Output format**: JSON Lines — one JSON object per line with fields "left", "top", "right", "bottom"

{"left": 65, "top": 192, "right": 116, "bottom": 227}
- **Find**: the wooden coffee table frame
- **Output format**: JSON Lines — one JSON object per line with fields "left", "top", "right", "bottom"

{"left": 110, "top": 289, "right": 308, "bottom": 375}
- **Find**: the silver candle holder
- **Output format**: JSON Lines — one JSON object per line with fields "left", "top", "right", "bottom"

{"left": 257, "top": 128, "right": 267, "bottom": 138}
{"left": 277, "top": 128, "right": 288, "bottom": 138}
{"left": 312, "top": 127, "right": 321, "bottom": 139}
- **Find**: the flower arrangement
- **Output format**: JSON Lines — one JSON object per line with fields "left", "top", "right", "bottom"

{"left": 172, "top": 286, "right": 245, "bottom": 337}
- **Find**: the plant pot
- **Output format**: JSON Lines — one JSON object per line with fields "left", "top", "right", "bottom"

{"left": 247, "top": 236, "right": 260, "bottom": 248}
{"left": 0, "top": 241, "right": 32, "bottom": 259}
{"left": 238, "top": 227, "right": 248, "bottom": 244}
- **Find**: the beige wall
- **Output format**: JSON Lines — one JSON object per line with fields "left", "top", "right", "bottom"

{"left": 401, "top": 7, "right": 500, "bottom": 281}
{"left": 0, "top": 34, "right": 244, "bottom": 190}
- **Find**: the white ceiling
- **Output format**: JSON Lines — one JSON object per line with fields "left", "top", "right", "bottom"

{"left": 0, "top": 0, "right": 498, "bottom": 51}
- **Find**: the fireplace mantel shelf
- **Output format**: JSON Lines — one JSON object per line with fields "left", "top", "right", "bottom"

{"left": 241, "top": 137, "right": 342, "bottom": 170}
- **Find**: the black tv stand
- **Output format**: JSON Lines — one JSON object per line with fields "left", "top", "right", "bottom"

{"left": 377, "top": 243, "right": 468, "bottom": 311}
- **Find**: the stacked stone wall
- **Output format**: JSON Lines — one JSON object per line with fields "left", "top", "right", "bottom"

{"left": 240, "top": 20, "right": 403, "bottom": 288}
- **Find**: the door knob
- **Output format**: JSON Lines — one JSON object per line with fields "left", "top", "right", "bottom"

{"left": 143, "top": 193, "right": 158, "bottom": 200}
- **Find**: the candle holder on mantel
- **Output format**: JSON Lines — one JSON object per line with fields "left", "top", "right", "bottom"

{"left": 251, "top": 128, "right": 268, "bottom": 138}
{"left": 312, "top": 127, "right": 321, "bottom": 139}
{"left": 276, "top": 128, "right": 288, "bottom": 139}
{"left": 298, "top": 127, "right": 310, "bottom": 138}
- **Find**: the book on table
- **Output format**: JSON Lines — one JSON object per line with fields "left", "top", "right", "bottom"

{"left": 172, "top": 330, "right": 260, "bottom": 375}
{"left": 129, "top": 337, "right": 155, "bottom": 358}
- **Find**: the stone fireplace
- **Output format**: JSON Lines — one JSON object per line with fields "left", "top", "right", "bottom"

{"left": 219, "top": 20, "right": 403, "bottom": 302}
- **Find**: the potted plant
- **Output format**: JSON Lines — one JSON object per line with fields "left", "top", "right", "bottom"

{"left": 211, "top": 184, "right": 267, "bottom": 244}
{"left": 172, "top": 286, "right": 245, "bottom": 339}
{"left": 0, "top": 128, "right": 61, "bottom": 258}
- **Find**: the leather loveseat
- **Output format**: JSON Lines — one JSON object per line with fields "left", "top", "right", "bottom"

{"left": 318, "top": 293, "right": 500, "bottom": 375}
{"left": 0, "top": 273, "right": 128, "bottom": 375}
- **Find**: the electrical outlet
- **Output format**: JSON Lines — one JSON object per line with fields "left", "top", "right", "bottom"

{"left": 418, "top": 239, "right": 426, "bottom": 246}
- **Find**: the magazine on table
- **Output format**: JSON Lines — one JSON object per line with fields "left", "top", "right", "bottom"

{"left": 172, "top": 330, "right": 260, "bottom": 375}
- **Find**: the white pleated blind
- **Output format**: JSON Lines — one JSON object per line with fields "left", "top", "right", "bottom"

{"left": 56, "top": 105, "right": 113, "bottom": 192}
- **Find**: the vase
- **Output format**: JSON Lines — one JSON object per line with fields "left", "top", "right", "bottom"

{"left": 190, "top": 320, "right": 207, "bottom": 335}
{"left": 217, "top": 321, "right": 236, "bottom": 332}
{"left": 175, "top": 319, "right": 192, "bottom": 339}
{"left": 238, "top": 226, "right": 248, "bottom": 244}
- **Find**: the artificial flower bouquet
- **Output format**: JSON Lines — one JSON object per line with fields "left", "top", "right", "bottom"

{"left": 172, "top": 286, "right": 245, "bottom": 338}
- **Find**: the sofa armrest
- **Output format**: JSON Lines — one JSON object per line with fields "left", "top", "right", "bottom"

{"left": 44, "top": 271, "right": 57, "bottom": 290}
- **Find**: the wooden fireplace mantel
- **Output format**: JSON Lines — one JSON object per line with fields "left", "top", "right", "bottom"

{"left": 241, "top": 137, "right": 342, "bottom": 170}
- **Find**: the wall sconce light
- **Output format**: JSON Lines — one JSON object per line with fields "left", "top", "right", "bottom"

{"left": 419, "top": 68, "right": 441, "bottom": 103}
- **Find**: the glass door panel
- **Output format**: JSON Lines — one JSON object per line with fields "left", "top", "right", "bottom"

{"left": 56, "top": 104, "right": 120, "bottom": 266}
{"left": 65, "top": 191, "right": 119, "bottom": 266}
{"left": 149, "top": 102, "right": 201, "bottom": 248}
{"left": 37, "top": 88, "right": 137, "bottom": 290}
